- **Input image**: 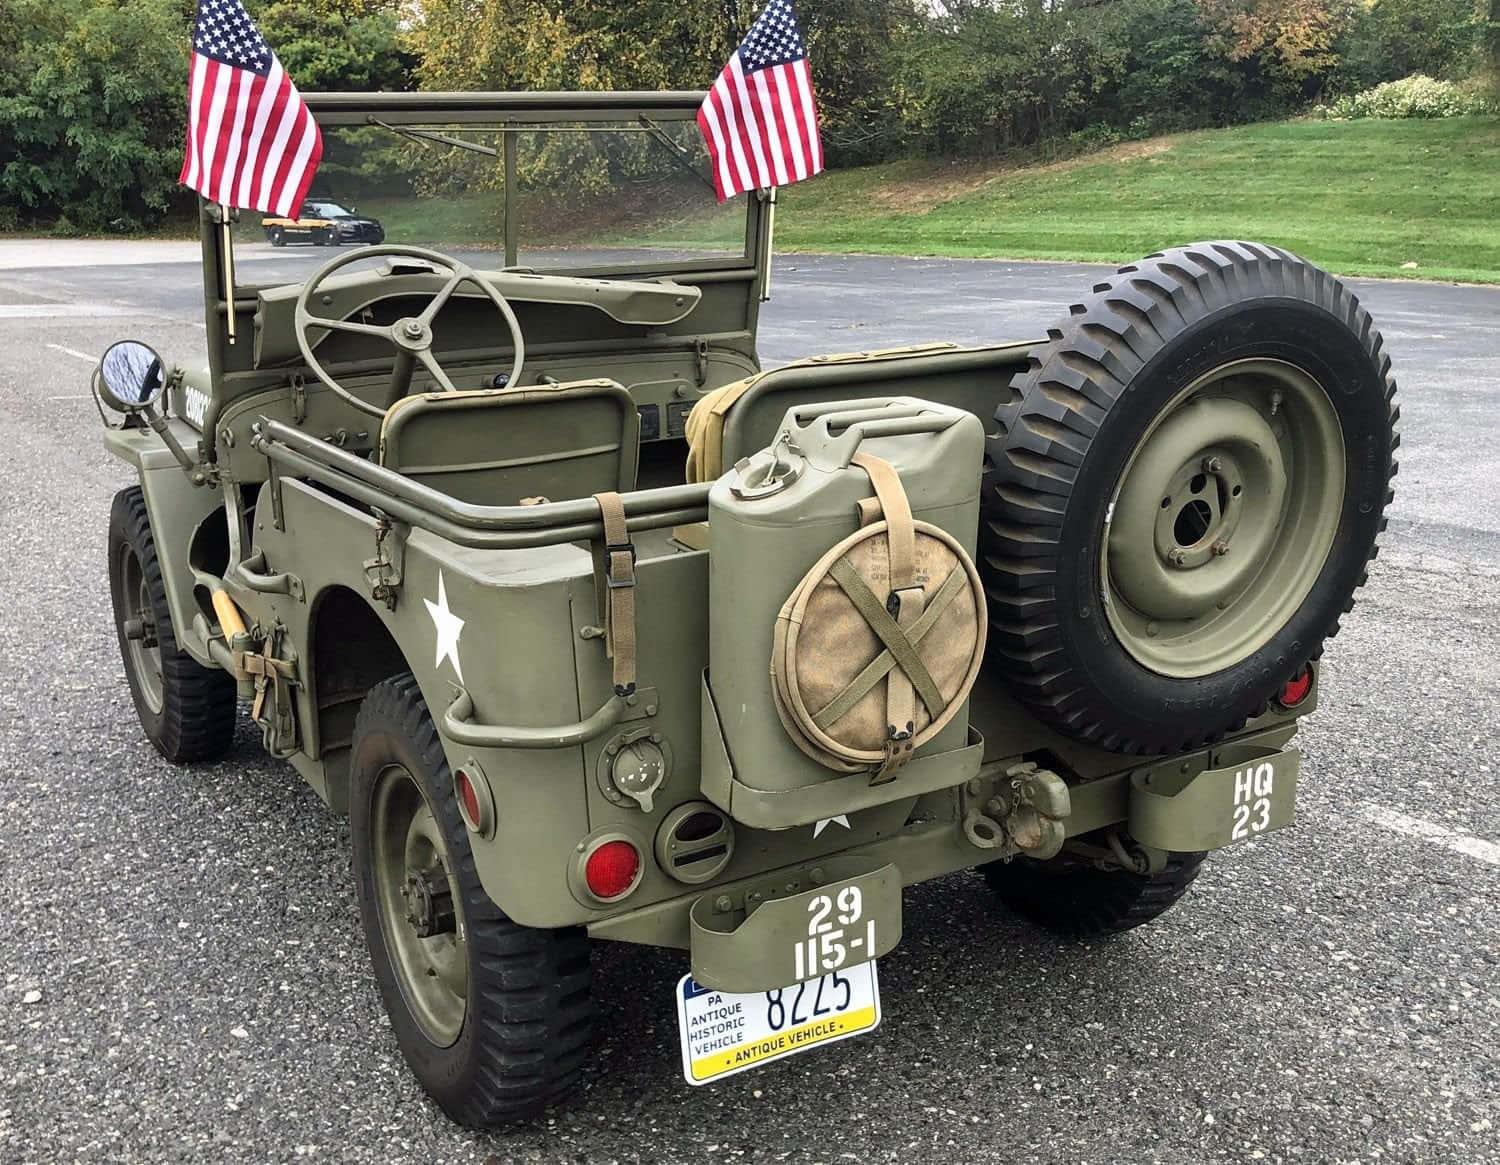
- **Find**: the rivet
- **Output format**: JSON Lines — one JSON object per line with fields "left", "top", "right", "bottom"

{"left": 645, "top": 704, "right": 658, "bottom": 716}
{"left": 714, "top": 895, "right": 733, "bottom": 913}
{"left": 809, "top": 867, "right": 825, "bottom": 885}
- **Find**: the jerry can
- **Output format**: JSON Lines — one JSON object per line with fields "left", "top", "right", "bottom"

{"left": 702, "top": 397, "right": 988, "bottom": 828}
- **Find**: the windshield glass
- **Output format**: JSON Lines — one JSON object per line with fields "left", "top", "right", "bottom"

{"left": 234, "top": 116, "right": 749, "bottom": 274}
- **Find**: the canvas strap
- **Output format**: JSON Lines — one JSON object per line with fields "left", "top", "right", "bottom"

{"left": 848, "top": 451, "right": 936, "bottom": 781}
{"left": 591, "top": 491, "right": 637, "bottom": 697}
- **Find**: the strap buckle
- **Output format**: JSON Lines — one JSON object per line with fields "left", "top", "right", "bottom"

{"left": 605, "top": 543, "right": 637, "bottom": 589}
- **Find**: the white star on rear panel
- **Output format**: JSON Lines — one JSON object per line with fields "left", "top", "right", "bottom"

{"left": 425, "top": 571, "right": 465, "bottom": 683}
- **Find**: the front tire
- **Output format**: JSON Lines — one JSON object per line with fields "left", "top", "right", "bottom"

{"left": 350, "top": 674, "right": 594, "bottom": 1125}
{"left": 982, "top": 851, "right": 1206, "bottom": 939}
{"left": 107, "top": 487, "right": 237, "bottom": 762}
{"left": 268, "top": 226, "right": 285, "bottom": 247}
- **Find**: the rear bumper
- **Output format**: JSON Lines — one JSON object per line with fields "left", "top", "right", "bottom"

{"left": 688, "top": 857, "right": 902, "bottom": 992}
{"left": 590, "top": 734, "right": 1302, "bottom": 993}
{"left": 1129, "top": 743, "right": 1299, "bottom": 852}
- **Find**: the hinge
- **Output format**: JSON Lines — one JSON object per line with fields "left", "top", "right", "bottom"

{"left": 363, "top": 512, "right": 407, "bottom": 610}
{"left": 290, "top": 372, "right": 308, "bottom": 425}
{"left": 694, "top": 339, "right": 710, "bottom": 387}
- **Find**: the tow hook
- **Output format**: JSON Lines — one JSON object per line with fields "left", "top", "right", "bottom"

{"left": 962, "top": 761, "right": 1071, "bottom": 859}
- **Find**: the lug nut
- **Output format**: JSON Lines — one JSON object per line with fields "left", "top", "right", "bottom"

{"left": 1202, "top": 456, "right": 1222, "bottom": 473}
{"left": 1168, "top": 548, "right": 1188, "bottom": 566}
{"left": 1211, "top": 540, "right": 1230, "bottom": 557}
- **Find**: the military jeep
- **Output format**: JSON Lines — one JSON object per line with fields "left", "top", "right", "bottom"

{"left": 96, "top": 91, "right": 1398, "bottom": 1123}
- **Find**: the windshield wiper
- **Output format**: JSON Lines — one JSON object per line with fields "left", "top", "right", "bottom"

{"left": 367, "top": 117, "right": 499, "bottom": 158}
{"left": 637, "top": 117, "right": 717, "bottom": 195}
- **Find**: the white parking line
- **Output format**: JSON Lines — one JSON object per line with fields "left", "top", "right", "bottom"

{"left": 46, "top": 343, "right": 97, "bottom": 364}
{"left": 1362, "top": 804, "right": 1500, "bottom": 867}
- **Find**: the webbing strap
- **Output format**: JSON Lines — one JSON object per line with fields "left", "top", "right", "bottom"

{"left": 849, "top": 450, "right": 924, "bottom": 756}
{"left": 827, "top": 558, "right": 945, "bottom": 717}
{"left": 851, "top": 452, "right": 914, "bottom": 591}
{"left": 811, "top": 565, "right": 969, "bottom": 732}
{"left": 591, "top": 491, "right": 637, "bottom": 697}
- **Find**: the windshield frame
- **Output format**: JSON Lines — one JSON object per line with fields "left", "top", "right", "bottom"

{"left": 227, "top": 90, "right": 760, "bottom": 289}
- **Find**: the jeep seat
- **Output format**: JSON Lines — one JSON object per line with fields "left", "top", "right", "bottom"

{"left": 683, "top": 342, "right": 1037, "bottom": 483}
{"left": 378, "top": 379, "right": 640, "bottom": 505}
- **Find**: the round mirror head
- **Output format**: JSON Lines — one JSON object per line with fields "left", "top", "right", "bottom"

{"left": 96, "top": 341, "right": 166, "bottom": 413}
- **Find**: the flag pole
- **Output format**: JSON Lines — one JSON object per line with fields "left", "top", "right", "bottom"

{"left": 761, "top": 186, "right": 778, "bottom": 302}
{"left": 219, "top": 203, "right": 237, "bottom": 345}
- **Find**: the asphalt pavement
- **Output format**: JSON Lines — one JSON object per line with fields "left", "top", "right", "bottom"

{"left": 0, "top": 240, "right": 1496, "bottom": 1165}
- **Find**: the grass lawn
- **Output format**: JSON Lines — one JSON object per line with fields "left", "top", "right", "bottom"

{"left": 768, "top": 116, "right": 1500, "bottom": 283}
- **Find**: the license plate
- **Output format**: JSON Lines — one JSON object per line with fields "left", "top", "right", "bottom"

{"left": 675, "top": 961, "right": 882, "bottom": 1085}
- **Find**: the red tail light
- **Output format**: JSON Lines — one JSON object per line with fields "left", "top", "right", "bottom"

{"left": 455, "top": 769, "right": 482, "bottom": 828}
{"left": 1278, "top": 666, "right": 1314, "bottom": 709}
{"left": 584, "top": 840, "right": 641, "bottom": 901}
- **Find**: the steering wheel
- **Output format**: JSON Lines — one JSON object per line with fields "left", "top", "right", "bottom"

{"left": 293, "top": 244, "right": 526, "bottom": 419}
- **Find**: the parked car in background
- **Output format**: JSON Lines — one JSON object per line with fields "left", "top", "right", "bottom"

{"left": 262, "top": 200, "right": 385, "bottom": 246}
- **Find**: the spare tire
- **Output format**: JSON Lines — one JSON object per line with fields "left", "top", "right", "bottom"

{"left": 981, "top": 241, "right": 1398, "bottom": 753}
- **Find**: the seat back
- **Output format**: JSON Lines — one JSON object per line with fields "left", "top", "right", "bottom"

{"left": 379, "top": 379, "right": 639, "bottom": 505}
{"left": 685, "top": 341, "right": 1037, "bottom": 483}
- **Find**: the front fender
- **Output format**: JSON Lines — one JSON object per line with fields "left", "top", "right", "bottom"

{"left": 104, "top": 424, "right": 223, "bottom": 666}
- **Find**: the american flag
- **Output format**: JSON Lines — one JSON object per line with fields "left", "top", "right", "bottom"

{"left": 697, "top": 0, "right": 824, "bottom": 202}
{"left": 178, "top": 0, "right": 322, "bottom": 217}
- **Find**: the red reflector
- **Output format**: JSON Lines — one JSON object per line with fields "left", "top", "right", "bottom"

{"left": 584, "top": 840, "right": 640, "bottom": 900}
{"left": 1279, "top": 667, "right": 1313, "bottom": 708}
{"left": 455, "top": 769, "right": 482, "bottom": 830}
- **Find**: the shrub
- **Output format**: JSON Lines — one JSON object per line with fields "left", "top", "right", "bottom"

{"left": 1325, "top": 73, "right": 1496, "bottom": 117}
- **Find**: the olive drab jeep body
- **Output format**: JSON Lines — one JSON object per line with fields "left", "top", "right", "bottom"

{"left": 97, "top": 91, "right": 1398, "bottom": 1124}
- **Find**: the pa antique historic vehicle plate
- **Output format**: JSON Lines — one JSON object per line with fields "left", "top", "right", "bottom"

{"left": 675, "top": 962, "right": 882, "bottom": 1085}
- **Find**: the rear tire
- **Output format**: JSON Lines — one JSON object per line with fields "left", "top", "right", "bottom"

{"left": 350, "top": 674, "right": 594, "bottom": 1125}
{"left": 107, "top": 487, "right": 237, "bottom": 762}
{"left": 982, "top": 241, "right": 1399, "bottom": 752}
{"left": 981, "top": 851, "right": 1206, "bottom": 939}
{"left": 269, "top": 226, "right": 285, "bottom": 247}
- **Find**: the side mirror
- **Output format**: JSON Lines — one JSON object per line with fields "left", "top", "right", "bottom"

{"left": 95, "top": 340, "right": 167, "bottom": 414}
{"left": 92, "top": 340, "right": 201, "bottom": 481}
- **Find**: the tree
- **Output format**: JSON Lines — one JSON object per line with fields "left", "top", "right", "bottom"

{"left": 257, "top": 1, "right": 414, "bottom": 92}
{"left": 1197, "top": 0, "right": 1360, "bottom": 89}
{"left": 0, "top": 0, "right": 186, "bottom": 232}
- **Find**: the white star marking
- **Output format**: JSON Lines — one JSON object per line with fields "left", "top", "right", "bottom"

{"left": 424, "top": 571, "right": 465, "bottom": 683}
{"left": 812, "top": 814, "right": 850, "bottom": 839}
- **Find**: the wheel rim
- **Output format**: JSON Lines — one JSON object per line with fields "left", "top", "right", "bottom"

{"left": 118, "top": 545, "right": 165, "bottom": 714}
{"left": 370, "top": 764, "right": 468, "bottom": 1047}
{"left": 1102, "top": 358, "right": 1345, "bottom": 677}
